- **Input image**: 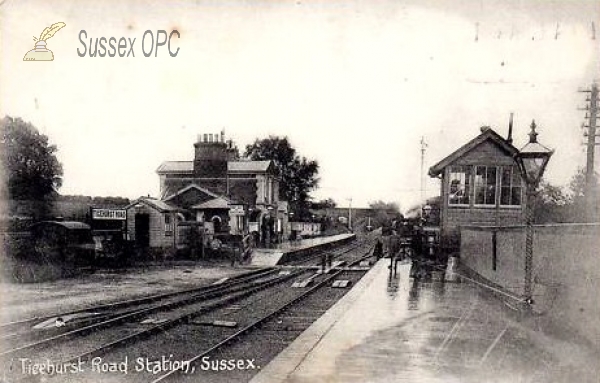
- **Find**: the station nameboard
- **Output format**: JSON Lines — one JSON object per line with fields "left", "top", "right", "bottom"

{"left": 249, "top": 222, "right": 259, "bottom": 233}
{"left": 92, "top": 208, "right": 127, "bottom": 220}
{"left": 229, "top": 205, "right": 245, "bottom": 215}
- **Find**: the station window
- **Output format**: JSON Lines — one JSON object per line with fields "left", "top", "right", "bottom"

{"left": 164, "top": 214, "right": 173, "bottom": 236}
{"left": 270, "top": 179, "right": 275, "bottom": 204}
{"left": 474, "top": 166, "right": 497, "bottom": 206}
{"left": 500, "top": 166, "right": 523, "bottom": 206}
{"left": 448, "top": 166, "right": 471, "bottom": 205}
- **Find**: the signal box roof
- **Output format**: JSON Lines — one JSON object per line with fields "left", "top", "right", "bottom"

{"left": 428, "top": 127, "right": 519, "bottom": 177}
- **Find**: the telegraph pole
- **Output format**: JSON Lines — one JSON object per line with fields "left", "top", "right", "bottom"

{"left": 420, "top": 137, "right": 428, "bottom": 218}
{"left": 347, "top": 198, "right": 353, "bottom": 231}
{"left": 579, "top": 82, "right": 599, "bottom": 220}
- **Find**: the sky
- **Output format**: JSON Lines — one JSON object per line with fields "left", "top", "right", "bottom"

{"left": 1, "top": 0, "right": 599, "bottom": 211}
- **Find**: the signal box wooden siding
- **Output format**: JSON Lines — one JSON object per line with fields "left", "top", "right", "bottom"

{"left": 429, "top": 127, "right": 526, "bottom": 251}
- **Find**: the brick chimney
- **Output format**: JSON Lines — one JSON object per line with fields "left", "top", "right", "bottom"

{"left": 193, "top": 132, "right": 229, "bottom": 178}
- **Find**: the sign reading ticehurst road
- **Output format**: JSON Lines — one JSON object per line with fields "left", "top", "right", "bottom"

{"left": 229, "top": 205, "right": 245, "bottom": 215}
{"left": 92, "top": 208, "right": 127, "bottom": 220}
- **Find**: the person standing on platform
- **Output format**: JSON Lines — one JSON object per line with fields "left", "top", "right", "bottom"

{"left": 373, "top": 239, "right": 383, "bottom": 260}
{"left": 389, "top": 249, "right": 398, "bottom": 276}
{"left": 387, "top": 235, "right": 401, "bottom": 276}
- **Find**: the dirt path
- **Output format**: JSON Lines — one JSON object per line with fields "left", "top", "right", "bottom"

{"left": 0, "top": 264, "right": 252, "bottom": 322}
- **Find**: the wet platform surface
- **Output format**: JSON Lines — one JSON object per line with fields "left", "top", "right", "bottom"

{"left": 252, "top": 260, "right": 600, "bottom": 383}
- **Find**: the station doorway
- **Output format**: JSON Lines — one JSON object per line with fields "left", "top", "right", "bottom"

{"left": 135, "top": 213, "right": 150, "bottom": 248}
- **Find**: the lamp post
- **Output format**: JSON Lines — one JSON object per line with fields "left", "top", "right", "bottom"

{"left": 514, "top": 120, "right": 554, "bottom": 304}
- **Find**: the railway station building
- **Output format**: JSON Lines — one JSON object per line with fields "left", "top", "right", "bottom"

{"left": 125, "top": 132, "right": 286, "bottom": 254}
{"left": 428, "top": 126, "right": 525, "bottom": 252}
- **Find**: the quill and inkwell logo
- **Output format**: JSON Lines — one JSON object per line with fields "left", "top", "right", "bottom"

{"left": 23, "top": 22, "right": 66, "bottom": 61}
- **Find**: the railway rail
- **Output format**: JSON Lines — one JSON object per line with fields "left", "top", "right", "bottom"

{"left": 1, "top": 238, "right": 376, "bottom": 383}
{"left": 0, "top": 268, "right": 290, "bottom": 359}
{"left": 151, "top": 245, "right": 374, "bottom": 383}
{"left": 0, "top": 267, "right": 277, "bottom": 341}
{"left": 1, "top": 238, "right": 363, "bottom": 340}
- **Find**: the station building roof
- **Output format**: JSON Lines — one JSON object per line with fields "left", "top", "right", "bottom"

{"left": 156, "top": 160, "right": 274, "bottom": 175}
{"left": 156, "top": 161, "right": 193, "bottom": 174}
{"left": 125, "top": 197, "right": 180, "bottom": 213}
{"left": 228, "top": 160, "right": 273, "bottom": 173}
{"left": 163, "top": 183, "right": 221, "bottom": 202}
{"left": 192, "top": 196, "right": 233, "bottom": 210}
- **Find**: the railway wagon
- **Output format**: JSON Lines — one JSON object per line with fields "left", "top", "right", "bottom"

{"left": 30, "top": 221, "right": 96, "bottom": 267}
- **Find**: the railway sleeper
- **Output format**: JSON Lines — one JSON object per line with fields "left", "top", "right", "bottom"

{"left": 0, "top": 269, "right": 300, "bottom": 361}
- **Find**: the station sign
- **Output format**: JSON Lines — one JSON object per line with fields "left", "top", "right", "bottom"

{"left": 92, "top": 208, "right": 127, "bottom": 220}
{"left": 229, "top": 205, "right": 245, "bottom": 216}
{"left": 249, "top": 222, "right": 259, "bottom": 233}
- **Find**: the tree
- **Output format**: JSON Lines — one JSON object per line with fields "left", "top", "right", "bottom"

{"left": 310, "top": 198, "right": 337, "bottom": 210}
{"left": 1, "top": 116, "right": 63, "bottom": 202}
{"left": 533, "top": 168, "right": 599, "bottom": 223}
{"left": 534, "top": 181, "right": 571, "bottom": 223}
{"left": 244, "top": 136, "right": 319, "bottom": 207}
{"left": 566, "top": 167, "right": 598, "bottom": 222}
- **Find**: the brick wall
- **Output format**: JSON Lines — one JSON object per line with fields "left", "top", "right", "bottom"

{"left": 228, "top": 178, "right": 257, "bottom": 205}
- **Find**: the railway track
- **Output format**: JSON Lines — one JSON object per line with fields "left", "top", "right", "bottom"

{"left": 1, "top": 238, "right": 362, "bottom": 341}
{"left": 0, "top": 268, "right": 280, "bottom": 333}
{"left": 282, "top": 237, "right": 368, "bottom": 266}
{"left": 0, "top": 268, "right": 294, "bottom": 358}
{"left": 1, "top": 238, "right": 375, "bottom": 383}
{"left": 0, "top": 268, "right": 280, "bottom": 350}
{"left": 150, "top": 244, "right": 374, "bottom": 383}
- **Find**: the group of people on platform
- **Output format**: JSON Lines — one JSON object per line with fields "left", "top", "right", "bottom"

{"left": 372, "top": 219, "right": 437, "bottom": 279}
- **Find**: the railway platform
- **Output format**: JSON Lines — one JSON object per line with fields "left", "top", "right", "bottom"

{"left": 251, "top": 259, "right": 600, "bottom": 383}
{"left": 249, "top": 233, "right": 356, "bottom": 266}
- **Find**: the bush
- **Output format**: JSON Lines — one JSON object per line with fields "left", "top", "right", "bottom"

{"left": 2, "top": 232, "right": 86, "bottom": 282}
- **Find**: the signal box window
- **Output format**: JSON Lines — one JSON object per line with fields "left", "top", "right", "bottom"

{"left": 448, "top": 166, "right": 471, "bottom": 206}
{"left": 500, "top": 166, "right": 523, "bottom": 206}
{"left": 474, "top": 166, "right": 497, "bottom": 206}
